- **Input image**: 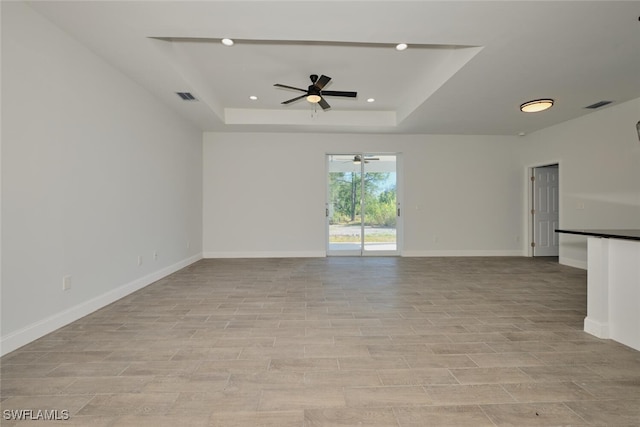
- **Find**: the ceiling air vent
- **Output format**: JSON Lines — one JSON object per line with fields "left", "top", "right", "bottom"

{"left": 585, "top": 100, "right": 612, "bottom": 109}
{"left": 176, "top": 92, "right": 197, "bottom": 101}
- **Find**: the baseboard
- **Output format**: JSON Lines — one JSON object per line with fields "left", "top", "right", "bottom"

{"left": 203, "top": 251, "right": 326, "bottom": 258}
{"left": 559, "top": 257, "right": 588, "bottom": 270}
{"left": 204, "top": 250, "right": 527, "bottom": 258}
{"left": 0, "top": 253, "right": 202, "bottom": 357}
{"left": 402, "top": 250, "right": 524, "bottom": 257}
{"left": 584, "top": 316, "right": 609, "bottom": 339}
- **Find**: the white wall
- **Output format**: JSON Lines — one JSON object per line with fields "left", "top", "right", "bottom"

{"left": 203, "top": 132, "right": 523, "bottom": 257}
{"left": 1, "top": 2, "right": 203, "bottom": 355}
{"left": 520, "top": 97, "right": 640, "bottom": 268}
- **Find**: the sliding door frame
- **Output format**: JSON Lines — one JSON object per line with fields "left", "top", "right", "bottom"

{"left": 326, "top": 153, "right": 402, "bottom": 256}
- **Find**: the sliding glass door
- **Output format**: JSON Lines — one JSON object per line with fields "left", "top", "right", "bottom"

{"left": 326, "top": 154, "right": 399, "bottom": 256}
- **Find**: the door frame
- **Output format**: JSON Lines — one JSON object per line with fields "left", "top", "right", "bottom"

{"left": 326, "top": 152, "right": 402, "bottom": 256}
{"left": 526, "top": 161, "right": 561, "bottom": 257}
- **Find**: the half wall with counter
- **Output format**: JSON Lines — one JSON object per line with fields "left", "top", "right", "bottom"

{"left": 556, "top": 229, "right": 640, "bottom": 351}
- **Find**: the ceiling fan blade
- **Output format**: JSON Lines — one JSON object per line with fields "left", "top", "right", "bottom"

{"left": 282, "top": 94, "right": 307, "bottom": 105}
{"left": 321, "top": 90, "right": 357, "bottom": 98}
{"left": 274, "top": 83, "right": 307, "bottom": 93}
{"left": 315, "top": 75, "right": 331, "bottom": 90}
{"left": 318, "top": 97, "right": 331, "bottom": 110}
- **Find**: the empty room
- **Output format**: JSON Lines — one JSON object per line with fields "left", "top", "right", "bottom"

{"left": 2, "top": 1, "right": 640, "bottom": 426}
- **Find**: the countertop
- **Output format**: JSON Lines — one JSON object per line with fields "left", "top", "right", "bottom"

{"left": 555, "top": 229, "right": 640, "bottom": 241}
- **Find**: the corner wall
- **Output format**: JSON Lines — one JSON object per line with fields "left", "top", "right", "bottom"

{"left": 520, "top": 97, "right": 640, "bottom": 268}
{"left": 1, "top": 2, "right": 203, "bottom": 355}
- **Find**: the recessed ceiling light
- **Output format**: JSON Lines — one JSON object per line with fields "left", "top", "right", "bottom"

{"left": 520, "top": 99, "right": 554, "bottom": 113}
{"left": 221, "top": 38, "right": 234, "bottom": 46}
{"left": 249, "top": 95, "right": 258, "bottom": 101}
{"left": 367, "top": 98, "right": 375, "bottom": 103}
{"left": 395, "top": 43, "right": 408, "bottom": 51}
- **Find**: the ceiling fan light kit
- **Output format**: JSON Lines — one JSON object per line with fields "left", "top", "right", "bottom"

{"left": 274, "top": 74, "right": 357, "bottom": 111}
{"left": 520, "top": 99, "right": 554, "bottom": 113}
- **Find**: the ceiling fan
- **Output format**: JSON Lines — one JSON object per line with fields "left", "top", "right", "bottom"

{"left": 352, "top": 155, "right": 379, "bottom": 164}
{"left": 334, "top": 155, "right": 380, "bottom": 164}
{"left": 274, "top": 74, "right": 357, "bottom": 110}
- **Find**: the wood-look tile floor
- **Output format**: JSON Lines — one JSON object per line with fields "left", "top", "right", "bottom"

{"left": 2, "top": 257, "right": 640, "bottom": 426}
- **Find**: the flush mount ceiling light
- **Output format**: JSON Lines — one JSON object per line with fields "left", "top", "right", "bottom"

{"left": 249, "top": 95, "right": 258, "bottom": 101}
{"left": 367, "top": 98, "right": 375, "bottom": 103}
{"left": 520, "top": 99, "right": 554, "bottom": 113}
{"left": 221, "top": 38, "right": 234, "bottom": 46}
{"left": 395, "top": 43, "right": 408, "bottom": 51}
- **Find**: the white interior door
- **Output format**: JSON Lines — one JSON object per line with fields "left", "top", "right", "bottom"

{"left": 327, "top": 154, "right": 400, "bottom": 256}
{"left": 533, "top": 164, "right": 559, "bottom": 256}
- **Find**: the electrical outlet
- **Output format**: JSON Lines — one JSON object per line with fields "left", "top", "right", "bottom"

{"left": 153, "top": 251, "right": 158, "bottom": 261}
{"left": 62, "top": 275, "right": 72, "bottom": 291}
{"left": 137, "top": 255, "right": 143, "bottom": 266}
